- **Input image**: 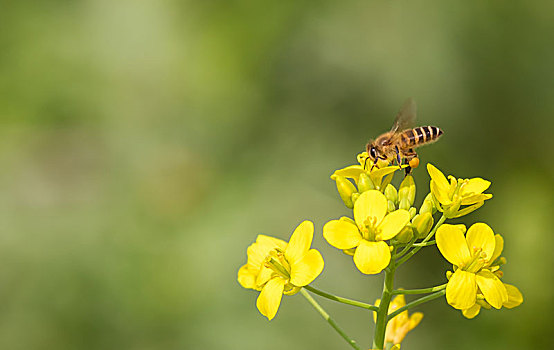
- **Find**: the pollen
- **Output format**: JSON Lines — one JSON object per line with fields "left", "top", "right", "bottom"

{"left": 409, "top": 157, "right": 420, "bottom": 168}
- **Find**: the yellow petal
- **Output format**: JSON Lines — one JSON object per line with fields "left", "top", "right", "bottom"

{"left": 256, "top": 266, "right": 273, "bottom": 287}
{"left": 285, "top": 221, "right": 314, "bottom": 264}
{"left": 490, "top": 234, "right": 504, "bottom": 264}
{"left": 323, "top": 220, "right": 362, "bottom": 249}
{"left": 353, "top": 240, "right": 391, "bottom": 274}
{"left": 431, "top": 180, "right": 452, "bottom": 205}
{"left": 248, "top": 235, "right": 287, "bottom": 268}
{"left": 256, "top": 277, "right": 286, "bottom": 320}
{"left": 451, "top": 201, "right": 484, "bottom": 218}
{"left": 290, "top": 249, "right": 324, "bottom": 286}
{"left": 466, "top": 223, "right": 496, "bottom": 261}
{"left": 238, "top": 264, "right": 257, "bottom": 289}
{"left": 503, "top": 283, "right": 523, "bottom": 308}
{"left": 476, "top": 270, "right": 508, "bottom": 309}
{"left": 436, "top": 224, "right": 471, "bottom": 267}
{"left": 460, "top": 177, "right": 491, "bottom": 196}
{"left": 408, "top": 312, "right": 423, "bottom": 331}
{"left": 354, "top": 190, "right": 388, "bottom": 227}
{"left": 427, "top": 164, "right": 450, "bottom": 192}
{"left": 332, "top": 165, "right": 365, "bottom": 180}
{"left": 369, "top": 166, "right": 403, "bottom": 183}
{"left": 461, "top": 193, "right": 492, "bottom": 205}
{"left": 462, "top": 304, "right": 481, "bottom": 319}
{"left": 377, "top": 209, "right": 410, "bottom": 241}
{"left": 446, "top": 270, "right": 477, "bottom": 309}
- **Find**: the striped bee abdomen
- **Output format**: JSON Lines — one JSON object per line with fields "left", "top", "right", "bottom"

{"left": 401, "top": 126, "right": 443, "bottom": 146}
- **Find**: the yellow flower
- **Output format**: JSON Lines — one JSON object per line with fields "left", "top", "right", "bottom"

{"left": 427, "top": 163, "right": 492, "bottom": 218}
{"left": 373, "top": 295, "right": 423, "bottom": 346}
{"left": 462, "top": 282, "right": 523, "bottom": 319}
{"left": 237, "top": 221, "right": 324, "bottom": 320}
{"left": 436, "top": 223, "right": 508, "bottom": 310}
{"left": 323, "top": 190, "right": 410, "bottom": 274}
{"left": 332, "top": 152, "right": 407, "bottom": 194}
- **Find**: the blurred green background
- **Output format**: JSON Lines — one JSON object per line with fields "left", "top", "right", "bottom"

{"left": 1, "top": 0, "right": 553, "bottom": 349}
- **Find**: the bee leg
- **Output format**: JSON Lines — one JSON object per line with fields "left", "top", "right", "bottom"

{"left": 403, "top": 149, "right": 417, "bottom": 176}
{"left": 403, "top": 158, "right": 412, "bottom": 176}
{"left": 395, "top": 146, "right": 402, "bottom": 169}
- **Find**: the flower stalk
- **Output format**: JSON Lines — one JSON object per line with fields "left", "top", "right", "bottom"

{"left": 373, "top": 262, "right": 397, "bottom": 349}
{"left": 300, "top": 288, "right": 361, "bottom": 350}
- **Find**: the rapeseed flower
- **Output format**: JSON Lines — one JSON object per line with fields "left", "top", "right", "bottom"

{"left": 323, "top": 190, "right": 410, "bottom": 274}
{"left": 427, "top": 164, "right": 492, "bottom": 218}
{"left": 238, "top": 221, "right": 324, "bottom": 320}
{"left": 436, "top": 223, "right": 508, "bottom": 310}
{"left": 332, "top": 152, "right": 407, "bottom": 194}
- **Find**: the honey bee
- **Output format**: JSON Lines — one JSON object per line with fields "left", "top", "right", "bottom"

{"left": 365, "top": 98, "right": 443, "bottom": 173}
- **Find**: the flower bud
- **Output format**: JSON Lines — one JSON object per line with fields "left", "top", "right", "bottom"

{"left": 351, "top": 192, "right": 360, "bottom": 206}
{"left": 420, "top": 193, "right": 436, "bottom": 215}
{"left": 335, "top": 175, "right": 356, "bottom": 209}
{"left": 396, "top": 226, "right": 414, "bottom": 243}
{"left": 388, "top": 200, "right": 396, "bottom": 213}
{"left": 358, "top": 172, "right": 375, "bottom": 192}
{"left": 384, "top": 184, "right": 398, "bottom": 204}
{"left": 398, "top": 175, "right": 416, "bottom": 210}
{"left": 412, "top": 212, "right": 434, "bottom": 238}
{"left": 408, "top": 207, "right": 417, "bottom": 219}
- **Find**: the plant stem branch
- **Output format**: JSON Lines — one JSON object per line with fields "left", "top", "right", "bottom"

{"left": 305, "top": 285, "right": 378, "bottom": 311}
{"left": 300, "top": 288, "right": 361, "bottom": 350}
{"left": 387, "top": 290, "right": 446, "bottom": 321}
{"left": 392, "top": 283, "right": 447, "bottom": 295}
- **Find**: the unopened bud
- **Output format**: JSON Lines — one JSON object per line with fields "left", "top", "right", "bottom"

{"left": 408, "top": 207, "right": 417, "bottom": 219}
{"left": 420, "top": 193, "right": 437, "bottom": 215}
{"left": 351, "top": 192, "right": 360, "bottom": 206}
{"left": 398, "top": 175, "right": 416, "bottom": 210}
{"left": 396, "top": 226, "right": 414, "bottom": 243}
{"left": 412, "top": 212, "right": 434, "bottom": 238}
{"left": 358, "top": 172, "right": 375, "bottom": 192}
{"left": 335, "top": 175, "right": 356, "bottom": 209}
{"left": 388, "top": 200, "right": 396, "bottom": 213}
{"left": 384, "top": 184, "right": 398, "bottom": 204}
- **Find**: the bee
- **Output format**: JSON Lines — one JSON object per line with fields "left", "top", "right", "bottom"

{"left": 365, "top": 98, "right": 443, "bottom": 173}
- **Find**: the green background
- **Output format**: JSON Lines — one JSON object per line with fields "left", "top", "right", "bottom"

{"left": 1, "top": 1, "right": 552, "bottom": 349}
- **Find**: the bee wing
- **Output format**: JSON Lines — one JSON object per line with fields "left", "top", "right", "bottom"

{"left": 390, "top": 98, "right": 417, "bottom": 133}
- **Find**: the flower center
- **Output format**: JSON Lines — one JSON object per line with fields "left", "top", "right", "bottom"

{"left": 360, "top": 216, "right": 380, "bottom": 241}
{"left": 264, "top": 248, "right": 291, "bottom": 280}
{"left": 464, "top": 247, "right": 488, "bottom": 273}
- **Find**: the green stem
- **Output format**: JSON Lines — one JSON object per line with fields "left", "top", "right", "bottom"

{"left": 372, "top": 263, "right": 396, "bottom": 349}
{"left": 394, "top": 236, "right": 417, "bottom": 259}
{"left": 396, "top": 215, "right": 446, "bottom": 266}
{"left": 300, "top": 288, "right": 361, "bottom": 350}
{"left": 387, "top": 290, "right": 446, "bottom": 321}
{"left": 304, "top": 285, "right": 378, "bottom": 311}
{"left": 392, "top": 283, "right": 447, "bottom": 295}
{"left": 413, "top": 240, "right": 436, "bottom": 247}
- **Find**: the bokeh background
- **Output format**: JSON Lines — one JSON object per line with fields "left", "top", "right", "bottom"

{"left": 1, "top": 1, "right": 553, "bottom": 349}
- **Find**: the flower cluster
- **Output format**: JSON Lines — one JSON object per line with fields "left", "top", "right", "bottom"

{"left": 238, "top": 149, "right": 523, "bottom": 350}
